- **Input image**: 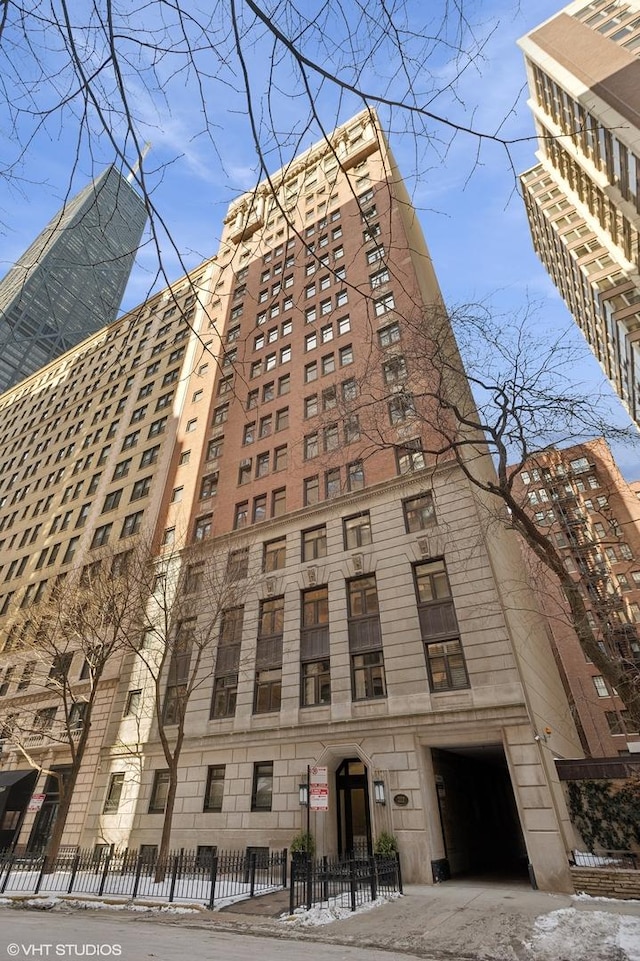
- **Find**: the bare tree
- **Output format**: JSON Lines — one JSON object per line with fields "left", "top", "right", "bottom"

{"left": 0, "top": 3, "right": 528, "bottom": 300}
{"left": 129, "top": 536, "right": 254, "bottom": 877}
{"left": 0, "top": 545, "right": 154, "bottom": 862}
{"left": 329, "top": 298, "right": 640, "bottom": 730}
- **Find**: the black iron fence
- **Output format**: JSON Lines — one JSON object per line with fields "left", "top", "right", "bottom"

{"left": 289, "top": 852, "right": 402, "bottom": 913}
{"left": 570, "top": 850, "right": 638, "bottom": 870}
{"left": 0, "top": 846, "right": 287, "bottom": 908}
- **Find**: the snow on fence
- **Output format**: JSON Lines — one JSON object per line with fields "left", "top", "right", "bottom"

{"left": 0, "top": 847, "right": 288, "bottom": 908}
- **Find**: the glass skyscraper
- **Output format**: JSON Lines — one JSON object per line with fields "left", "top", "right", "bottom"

{"left": 0, "top": 165, "right": 146, "bottom": 392}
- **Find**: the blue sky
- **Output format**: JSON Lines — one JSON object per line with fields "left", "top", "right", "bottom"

{"left": 1, "top": 0, "right": 638, "bottom": 476}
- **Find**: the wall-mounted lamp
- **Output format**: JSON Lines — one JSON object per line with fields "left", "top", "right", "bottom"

{"left": 373, "top": 779, "right": 386, "bottom": 805}
{"left": 299, "top": 782, "right": 309, "bottom": 806}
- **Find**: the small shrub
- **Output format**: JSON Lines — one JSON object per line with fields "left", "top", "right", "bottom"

{"left": 374, "top": 831, "right": 398, "bottom": 856}
{"left": 290, "top": 831, "right": 315, "bottom": 856}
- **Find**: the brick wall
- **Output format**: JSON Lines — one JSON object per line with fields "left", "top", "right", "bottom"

{"left": 571, "top": 867, "right": 640, "bottom": 900}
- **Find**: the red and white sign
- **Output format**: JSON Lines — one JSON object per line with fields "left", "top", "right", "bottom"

{"left": 309, "top": 766, "right": 329, "bottom": 811}
{"left": 27, "top": 793, "right": 46, "bottom": 813}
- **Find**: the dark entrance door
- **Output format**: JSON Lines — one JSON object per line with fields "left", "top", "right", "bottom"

{"left": 431, "top": 746, "right": 528, "bottom": 880}
{"left": 27, "top": 767, "right": 72, "bottom": 853}
{"left": 336, "top": 758, "right": 372, "bottom": 857}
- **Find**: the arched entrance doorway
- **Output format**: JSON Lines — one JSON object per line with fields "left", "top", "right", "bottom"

{"left": 336, "top": 758, "right": 372, "bottom": 857}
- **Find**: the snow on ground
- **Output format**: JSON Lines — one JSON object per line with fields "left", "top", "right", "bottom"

{"left": 13, "top": 895, "right": 203, "bottom": 915}
{"left": 529, "top": 908, "right": 640, "bottom": 961}
{"left": 279, "top": 890, "right": 402, "bottom": 926}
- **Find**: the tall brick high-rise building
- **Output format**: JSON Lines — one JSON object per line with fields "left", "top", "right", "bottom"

{"left": 0, "top": 165, "right": 147, "bottom": 392}
{"left": 519, "top": 0, "right": 640, "bottom": 425}
{"left": 513, "top": 438, "right": 640, "bottom": 758}
{"left": 0, "top": 112, "right": 582, "bottom": 891}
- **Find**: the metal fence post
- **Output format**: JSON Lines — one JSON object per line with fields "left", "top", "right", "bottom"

{"left": 207, "top": 855, "right": 218, "bottom": 910}
{"left": 288, "top": 856, "right": 295, "bottom": 915}
{"left": 67, "top": 852, "right": 81, "bottom": 894}
{"left": 305, "top": 854, "right": 312, "bottom": 910}
{"left": 132, "top": 852, "right": 143, "bottom": 900}
{"left": 395, "top": 851, "right": 403, "bottom": 895}
{"left": 34, "top": 856, "right": 48, "bottom": 895}
{"left": 249, "top": 851, "right": 257, "bottom": 897}
{"left": 281, "top": 848, "right": 288, "bottom": 888}
{"left": 322, "top": 855, "right": 328, "bottom": 903}
{"left": 168, "top": 850, "right": 181, "bottom": 903}
{"left": 349, "top": 858, "right": 356, "bottom": 912}
{"left": 369, "top": 855, "right": 377, "bottom": 902}
{"left": 98, "top": 846, "right": 114, "bottom": 897}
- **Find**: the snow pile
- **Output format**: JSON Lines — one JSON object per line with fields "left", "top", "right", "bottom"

{"left": 15, "top": 896, "right": 201, "bottom": 915}
{"left": 280, "top": 891, "right": 402, "bottom": 927}
{"left": 530, "top": 908, "right": 640, "bottom": 961}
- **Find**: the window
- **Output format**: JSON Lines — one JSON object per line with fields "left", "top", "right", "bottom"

{"left": 148, "top": 417, "right": 167, "bottom": 437}
{"left": 325, "top": 468, "right": 341, "bottom": 498}
{"left": 347, "top": 461, "right": 365, "bottom": 491}
{"left": 263, "top": 382, "right": 275, "bottom": 402}
{"left": 383, "top": 355, "right": 407, "bottom": 383}
{"left": 207, "top": 436, "right": 224, "bottom": 460}
{"left": 253, "top": 494, "right": 267, "bottom": 523}
{"left": 124, "top": 690, "right": 142, "bottom": 716}
{"left": 140, "top": 445, "right": 160, "bottom": 467}
{"left": 227, "top": 547, "right": 249, "bottom": 579}
{"left": 102, "top": 489, "right": 122, "bottom": 512}
{"left": 339, "top": 344, "right": 353, "bottom": 366}
{"left": 247, "top": 389, "right": 259, "bottom": 410}
{"left": 278, "top": 373, "right": 290, "bottom": 395}
{"left": 396, "top": 439, "right": 426, "bottom": 474}
{"left": 273, "top": 445, "right": 288, "bottom": 472}
{"left": 103, "top": 773, "right": 125, "bottom": 814}
{"left": 374, "top": 293, "right": 395, "bottom": 316}
{"left": 414, "top": 559, "right": 469, "bottom": 692}
{"left": 112, "top": 459, "right": 131, "bottom": 480}
{"left": 275, "top": 408, "right": 288, "bottom": 432}
{"left": 344, "top": 416, "right": 360, "bottom": 444}
{"left": 389, "top": 392, "right": 416, "bottom": 424}
{"left": 305, "top": 361, "right": 318, "bottom": 383}
{"left": 593, "top": 675, "right": 609, "bottom": 697}
{"left": 203, "top": 766, "right": 225, "bottom": 812}
{"left": 301, "top": 586, "right": 330, "bottom": 707}
{"left": 264, "top": 537, "right": 286, "bottom": 572}
{"left": 303, "top": 475, "right": 320, "bottom": 506}
{"left": 200, "top": 473, "right": 218, "bottom": 499}
{"left": 304, "top": 433, "right": 319, "bottom": 460}
{"left": 259, "top": 595, "right": 284, "bottom": 637}
{"left": 121, "top": 511, "right": 143, "bottom": 538}
{"left": 130, "top": 476, "right": 152, "bottom": 500}
{"left": 302, "top": 660, "right": 331, "bottom": 707}
{"left": 234, "top": 502, "right": 249, "bottom": 529}
{"left": 251, "top": 762, "right": 274, "bottom": 811}
{"left": 324, "top": 424, "right": 339, "bottom": 451}
{"left": 210, "top": 674, "right": 238, "bottom": 719}
{"left": 305, "top": 395, "right": 318, "bottom": 418}
{"left": 149, "top": 770, "right": 171, "bottom": 812}
{"left": 194, "top": 513, "right": 213, "bottom": 541}
{"left": 404, "top": 492, "right": 435, "bottom": 532}
{"left": 256, "top": 452, "right": 270, "bottom": 478}
{"left": 343, "top": 512, "right": 372, "bottom": 549}
{"left": 212, "top": 404, "right": 229, "bottom": 426}
{"left": 91, "top": 523, "right": 112, "bottom": 548}
{"left": 254, "top": 668, "right": 282, "bottom": 714}
{"left": 322, "top": 353, "right": 336, "bottom": 375}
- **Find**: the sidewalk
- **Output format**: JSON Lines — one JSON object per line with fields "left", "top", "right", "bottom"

{"left": 202, "top": 877, "right": 640, "bottom": 960}
{"left": 4, "top": 877, "right": 640, "bottom": 959}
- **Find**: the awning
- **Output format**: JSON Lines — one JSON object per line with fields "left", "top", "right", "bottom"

{"left": 0, "top": 770, "right": 35, "bottom": 791}
{"left": 0, "top": 770, "right": 38, "bottom": 820}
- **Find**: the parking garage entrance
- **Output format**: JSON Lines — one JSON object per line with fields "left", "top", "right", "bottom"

{"left": 431, "top": 745, "right": 528, "bottom": 880}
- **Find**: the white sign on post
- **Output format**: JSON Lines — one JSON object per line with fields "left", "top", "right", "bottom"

{"left": 309, "top": 765, "right": 329, "bottom": 811}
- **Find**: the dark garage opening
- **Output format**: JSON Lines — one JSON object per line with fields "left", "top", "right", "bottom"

{"left": 431, "top": 744, "right": 529, "bottom": 881}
